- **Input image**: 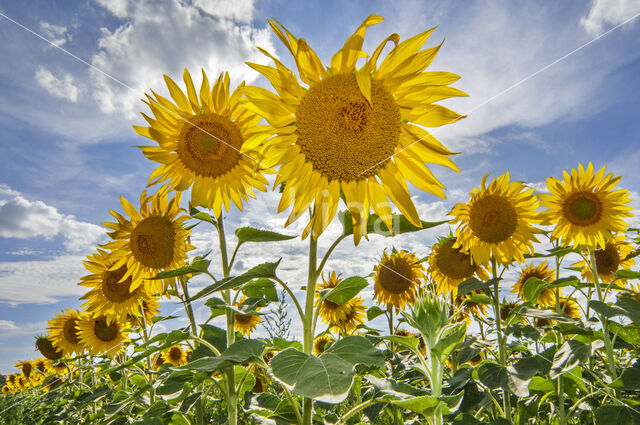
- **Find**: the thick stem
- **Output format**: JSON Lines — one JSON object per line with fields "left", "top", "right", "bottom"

{"left": 491, "top": 259, "right": 511, "bottom": 421}
{"left": 302, "top": 236, "right": 319, "bottom": 425}
{"left": 590, "top": 249, "right": 618, "bottom": 380}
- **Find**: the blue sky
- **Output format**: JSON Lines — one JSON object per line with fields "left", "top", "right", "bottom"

{"left": 0, "top": 0, "right": 639, "bottom": 374}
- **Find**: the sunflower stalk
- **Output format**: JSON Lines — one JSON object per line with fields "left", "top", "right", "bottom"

{"left": 490, "top": 258, "right": 512, "bottom": 422}
{"left": 302, "top": 235, "right": 319, "bottom": 425}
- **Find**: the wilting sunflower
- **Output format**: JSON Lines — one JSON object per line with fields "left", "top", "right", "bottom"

{"left": 574, "top": 234, "right": 635, "bottom": 284}
{"left": 315, "top": 272, "right": 355, "bottom": 324}
{"left": 313, "top": 334, "right": 333, "bottom": 356}
{"left": 374, "top": 249, "right": 425, "bottom": 310}
{"left": 48, "top": 309, "right": 84, "bottom": 356}
{"left": 512, "top": 261, "right": 555, "bottom": 306}
{"left": 163, "top": 345, "right": 189, "bottom": 366}
{"left": 35, "top": 336, "right": 63, "bottom": 361}
{"left": 243, "top": 15, "right": 467, "bottom": 243}
{"left": 234, "top": 298, "right": 262, "bottom": 337}
{"left": 538, "top": 163, "right": 632, "bottom": 249}
{"left": 332, "top": 297, "right": 366, "bottom": 334}
{"left": 427, "top": 236, "right": 489, "bottom": 295}
{"left": 76, "top": 314, "right": 130, "bottom": 357}
{"left": 449, "top": 172, "right": 539, "bottom": 266}
{"left": 134, "top": 69, "right": 272, "bottom": 218}
{"left": 80, "top": 249, "right": 149, "bottom": 323}
{"left": 102, "top": 186, "right": 194, "bottom": 295}
{"left": 554, "top": 298, "right": 581, "bottom": 319}
{"left": 15, "top": 360, "right": 33, "bottom": 381}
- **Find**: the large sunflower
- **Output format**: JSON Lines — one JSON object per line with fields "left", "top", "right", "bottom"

{"left": 427, "top": 236, "right": 489, "bottom": 295}
{"left": 332, "top": 297, "right": 367, "bottom": 334}
{"left": 48, "top": 309, "right": 84, "bottom": 356}
{"left": 134, "top": 69, "right": 272, "bottom": 218}
{"left": 101, "top": 186, "right": 194, "bottom": 295}
{"left": 449, "top": 172, "right": 539, "bottom": 266}
{"left": 373, "top": 249, "right": 425, "bottom": 310}
{"left": 35, "top": 336, "right": 63, "bottom": 361}
{"left": 315, "top": 272, "right": 355, "bottom": 324}
{"left": 76, "top": 314, "right": 130, "bottom": 357}
{"left": 573, "top": 234, "right": 635, "bottom": 284}
{"left": 243, "top": 15, "right": 466, "bottom": 243}
{"left": 512, "top": 261, "right": 555, "bottom": 306}
{"left": 79, "top": 249, "right": 149, "bottom": 323}
{"left": 163, "top": 345, "right": 189, "bottom": 367}
{"left": 538, "top": 163, "right": 632, "bottom": 249}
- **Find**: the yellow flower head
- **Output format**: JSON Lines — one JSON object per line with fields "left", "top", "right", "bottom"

{"left": 374, "top": 249, "right": 425, "bottom": 310}
{"left": 1, "top": 385, "right": 10, "bottom": 394}
{"left": 234, "top": 297, "right": 262, "bottom": 337}
{"left": 313, "top": 334, "right": 333, "bottom": 356}
{"left": 244, "top": 15, "right": 467, "bottom": 243}
{"left": 315, "top": 272, "right": 355, "bottom": 324}
{"left": 573, "top": 234, "right": 635, "bottom": 284}
{"left": 48, "top": 309, "right": 84, "bottom": 356}
{"left": 449, "top": 172, "right": 539, "bottom": 266}
{"left": 15, "top": 360, "right": 33, "bottom": 381}
{"left": 101, "top": 186, "right": 194, "bottom": 295}
{"left": 554, "top": 298, "right": 581, "bottom": 319}
{"left": 453, "top": 294, "right": 488, "bottom": 325}
{"left": 538, "top": 163, "right": 632, "bottom": 249}
{"left": 512, "top": 261, "right": 556, "bottom": 306}
{"left": 427, "top": 236, "right": 489, "bottom": 295}
{"left": 76, "top": 313, "right": 130, "bottom": 357}
{"left": 332, "top": 297, "right": 367, "bottom": 334}
{"left": 134, "top": 69, "right": 272, "bottom": 218}
{"left": 163, "top": 345, "right": 189, "bottom": 367}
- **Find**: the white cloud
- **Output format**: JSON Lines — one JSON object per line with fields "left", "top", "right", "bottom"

{"left": 0, "top": 184, "right": 105, "bottom": 253}
{"left": 581, "top": 0, "right": 640, "bottom": 36}
{"left": 0, "top": 320, "right": 18, "bottom": 330}
{"left": 35, "top": 66, "right": 81, "bottom": 102}
{"left": 95, "top": 0, "right": 129, "bottom": 19}
{"left": 90, "top": 0, "right": 274, "bottom": 119}
{"left": 193, "top": 0, "right": 255, "bottom": 23}
{"left": 39, "top": 21, "right": 71, "bottom": 47}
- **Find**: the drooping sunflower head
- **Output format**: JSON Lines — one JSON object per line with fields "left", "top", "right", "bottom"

{"left": 15, "top": 360, "right": 33, "bottom": 380}
{"left": 374, "top": 249, "right": 425, "bottom": 310}
{"left": 427, "top": 236, "right": 489, "bottom": 295}
{"left": 512, "top": 261, "right": 556, "bottom": 306}
{"left": 538, "top": 163, "right": 633, "bottom": 249}
{"left": 101, "top": 186, "right": 194, "bottom": 295}
{"left": 499, "top": 300, "right": 522, "bottom": 323}
{"left": 315, "top": 271, "right": 355, "bottom": 325}
{"left": 134, "top": 69, "right": 271, "bottom": 218}
{"left": 163, "top": 345, "right": 188, "bottom": 367}
{"left": 244, "top": 16, "right": 467, "bottom": 243}
{"left": 35, "top": 336, "right": 63, "bottom": 361}
{"left": 332, "top": 297, "right": 367, "bottom": 334}
{"left": 449, "top": 172, "right": 540, "bottom": 266}
{"left": 76, "top": 313, "right": 130, "bottom": 357}
{"left": 33, "top": 358, "right": 49, "bottom": 375}
{"left": 234, "top": 298, "right": 262, "bottom": 337}
{"left": 574, "top": 234, "right": 635, "bottom": 284}
{"left": 48, "top": 309, "right": 84, "bottom": 356}
{"left": 313, "top": 334, "right": 334, "bottom": 356}
{"left": 555, "top": 298, "right": 581, "bottom": 319}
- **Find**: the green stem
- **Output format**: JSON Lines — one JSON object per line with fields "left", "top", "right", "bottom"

{"left": 491, "top": 258, "right": 511, "bottom": 422}
{"left": 180, "top": 278, "right": 198, "bottom": 337}
{"left": 282, "top": 386, "right": 303, "bottom": 425}
{"left": 302, "top": 236, "right": 319, "bottom": 425}
{"left": 337, "top": 399, "right": 379, "bottom": 425}
{"left": 554, "top": 253, "right": 567, "bottom": 425}
{"left": 138, "top": 304, "right": 155, "bottom": 405}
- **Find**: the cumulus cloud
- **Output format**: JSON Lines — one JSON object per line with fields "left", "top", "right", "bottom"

{"left": 581, "top": 0, "right": 640, "bottom": 36}
{"left": 90, "top": 0, "right": 274, "bottom": 118}
{"left": 35, "top": 66, "right": 81, "bottom": 102}
{"left": 95, "top": 0, "right": 129, "bottom": 18}
{"left": 0, "top": 320, "right": 18, "bottom": 330}
{"left": 0, "top": 184, "right": 104, "bottom": 253}
{"left": 39, "top": 21, "right": 71, "bottom": 47}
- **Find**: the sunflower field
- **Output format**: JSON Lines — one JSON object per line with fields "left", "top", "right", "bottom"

{"left": 2, "top": 14, "right": 640, "bottom": 425}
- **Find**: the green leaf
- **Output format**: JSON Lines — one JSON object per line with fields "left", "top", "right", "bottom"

{"left": 338, "top": 210, "right": 447, "bottom": 237}
{"left": 189, "top": 209, "right": 216, "bottom": 226}
{"left": 528, "top": 376, "right": 555, "bottom": 394}
{"left": 365, "top": 375, "right": 425, "bottom": 397}
{"left": 324, "top": 276, "right": 368, "bottom": 305}
{"left": 519, "top": 307, "right": 580, "bottom": 324}
{"left": 324, "top": 336, "right": 385, "bottom": 369}
{"left": 182, "top": 339, "right": 266, "bottom": 372}
{"left": 432, "top": 323, "right": 467, "bottom": 363}
{"left": 243, "top": 278, "right": 278, "bottom": 302}
{"left": 271, "top": 337, "right": 303, "bottom": 352}
{"left": 389, "top": 396, "right": 443, "bottom": 416}
{"left": 550, "top": 340, "right": 589, "bottom": 379}
{"left": 156, "top": 370, "right": 193, "bottom": 395}
{"left": 610, "top": 365, "right": 640, "bottom": 390}
{"left": 367, "top": 306, "right": 385, "bottom": 321}
{"left": 235, "top": 227, "right": 296, "bottom": 244}
{"left": 477, "top": 360, "right": 535, "bottom": 397}
{"left": 189, "top": 260, "right": 281, "bottom": 302}
{"left": 457, "top": 278, "right": 497, "bottom": 296}
{"left": 594, "top": 405, "right": 638, "bottom": 425}
{"left": 608, "top": 322, "right": 640, "bottom": 346}
{"left": 190, "top": 324, "right": 227, "bottom": 361}
{"left": 522, "top": 277, "right": 550, "bottom": 303}
{"left": 150, "top": 258, "right": 210, "bottom": 280}
{"left": 379, "top": 335, "right": 420, "bottom": 352}
{"left": 615, "top": 269, "right": 640, "bottom": 280}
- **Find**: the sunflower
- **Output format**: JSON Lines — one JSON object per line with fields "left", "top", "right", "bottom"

{"left": 76, "top": 314, "right": 130, "bottom": 357}
{"left": 33, "top": 358, "right": 49, "bottom": 375}
{"left": 373, "top": 249, "right": 425, "bottom": 310}
{"left": 453, "top": 295, "right": 488, "bottom": 324}
{"left": 512, "top": 261, "right": 556, "bottom": 306}
{"left": 555, "top": 298, "right": 581, "bottom": 319}
{"left": 315, "top": 272, "right": 356, "bottom": 324}
{"left": 35, "top": 336, "right": 63, "bottom": 361}
{"left": 48, "top": 309, "right": 84, "bottom": 356}
{"left": 449, "top": 172, "right": 540, "bottom": 266}
{"left": 573, "top": 234, "right": 635, "bottom": 284}
{"left": 134, "top": 69, "right": 272, "bottom": 218}
{"left": 79, "top": 249, "right": 149, "bottom": 323}
{"left": 234, "top": 298, "right": 262, "bottom": 337}
{"left": 427, "top": 236, "right": 489, "bottom": 295}
{"left": 140, "top": 296, "right": 162, "bottom": 323}
{"left": 152, "top": 352, "right": 166, "bottom": 370}
{"left": 15, "top": 360, "right": 33, "bottom": 381}
{"left": 49, "top": 361, "right": 70, "bottom": 376}
{"left": 163, "top": 345, "right": 189, "bottom": 367}
{"left": 243, "top": 15, "right": 466, "bottom": 243}
{"left": 313, "top": 334, "right": 333, "bottom": 356}
{"left": 499, "top": 300, "right": 523, "bottom": 323}
{"left": 101, "top": 186, "right": 194, "bottom": 295}
{"left": 1, "top": 385, "right": 10, "bottom": 394}
{"left": 538, "top": 163, "right": 632, "bottom": 249}
{"left": 332, "top": 297, "right": 367, "bottom": 334}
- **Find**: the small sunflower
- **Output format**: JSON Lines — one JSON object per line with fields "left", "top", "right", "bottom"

{"left": 427, "top": 236, "right": 489, "bottom": 295}
{"left": 1, "top": 385, "right": 10, "bottom": 394}
{"left": 313, "top": 334, "right": 333, "bottom": 356}
{"left": 499, "top": 300, "right": 523, "bottom": 323}
{"left": 35, "top": 336, "right": 63, "bottom": 361}
{"left": 453, "top": 295, "right": 488, "bottom": 324}
{"left": 449, "top": 172, "right": 539, "bottom": 266}
{"left": 48, "top": 309, "right": 84, "bottom": 356}
{"left": 244, "top": 16, "right": 467, "bottom": 243}
{"left": 79, "top": 249, "right": 149, "bottom": 323}
{"left": 49, "top": 361, "right": 70, "bottom": 376}
{"left": 512, "top": 261, "right": 556, "bottom": 306}
{"left": 33, "top": 358, "right": 49, "bottom": 375}
{"left": 315, "top": 272, "right": 355, "bottom": 324}
{"left": 163, "top": 345, "right": 189, "bottom": 367}
{"left": 152, "top": 352, "right": 166, "bottom": 370}
{"left": 101, "top": 186, "right": 194, "bottom": 295}
{"left": 373, "top": 249, "right": 425, "bottom": 310}
{"left": 332, "top": 297, "right": 367, "bottom": 334}
{"left": 538, "top": 163, "right": 632, "bottom": 249}
{"left": 574, "top": 234, "right": 635, "bottom": 284}
{"left": 76, "top": 314, "right": 130, "bottom": 357}
{"left": 134, "top": 69, "right": 272, "bottom": 218}
{"left": 15, "top": 360, "right": 33, "bottom": 381}
{"left": 140, "top": 296, "right": 162, "bottom": 324}
{"left": 555, "top": 298, "right": 581, "bottom": 319}
{"left": 234, "top": 298, "right": 262, "bottom": 337}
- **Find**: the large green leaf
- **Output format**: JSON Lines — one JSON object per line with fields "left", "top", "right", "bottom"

{"left": 457, "top": 278, "right": 497, "bottom": 296}
{"left": 550, "top": 340, "right": 589, "bottom": 379}
{"left": 367, "top": 306, "right": 385, "bottom": 321}
{"left": 324, "top": 336, "right": 385, "bottom": 369}
{"left": 242, "top": 278, "right": 279, "bottom": 302}
{"left": 594, "top": 405, "right": 639, "bottom": 425}
{"left": 150, "top": 257, "right": 210, "bottom": 280}
{"left": 477, "top": 358, "right": 538, "bottom": 397}
{"left": 181, "top": 339, "right": 266, "bottom": 372}
{"left": 338, "top": 210, "right": 447, "bottom": 237}
{"left": 323, "top": 276, "right": 368, "bottom": 306}
{"left": 235, "top": 227, "right": 296, "bottom": 244}
{"left": 432, "top": 323, "right": 467, "bottom": 363}
{"left": 190, "top": 325, "right": 227, "bottom": 361}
